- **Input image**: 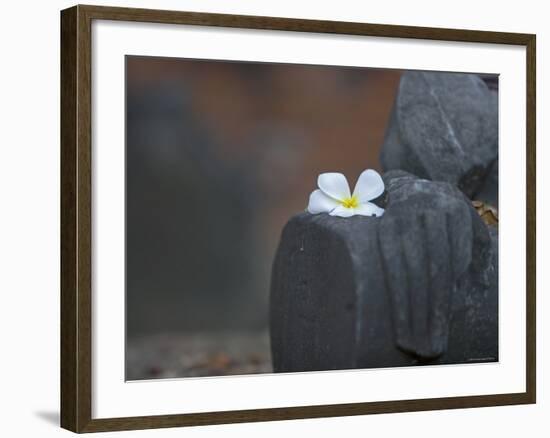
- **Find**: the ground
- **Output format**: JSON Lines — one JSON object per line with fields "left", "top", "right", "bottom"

{"left": 126, "top": 331, "right": 272, "bottom": 380}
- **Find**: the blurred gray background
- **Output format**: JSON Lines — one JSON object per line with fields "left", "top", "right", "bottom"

{"left": 125, "top": 56, "right": 401, "bottom": 379}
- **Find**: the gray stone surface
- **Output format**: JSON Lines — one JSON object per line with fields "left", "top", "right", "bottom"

{"left": 380, "top": 72, "right": 498, "bottom": 198}
{"left": 270, "top": 171, "right": 498, "bottom": 372}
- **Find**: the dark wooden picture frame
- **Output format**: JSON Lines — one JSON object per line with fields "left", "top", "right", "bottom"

{"left": 61, "top": 4, "right": 536, "bottom": 433}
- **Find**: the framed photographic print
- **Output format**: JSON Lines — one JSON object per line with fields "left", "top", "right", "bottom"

{"left": 60, "top": 4, "right": 536, "bottom": 433}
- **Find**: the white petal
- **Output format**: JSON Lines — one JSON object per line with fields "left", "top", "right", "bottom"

{"left": 307, "top": 189, "right": 340, "bottom": 214}
{"left": 317, "top": 172, "right": 351, "bottom": 200}
{"left": 353, "top": 169, "right": 385, "bottom": 202}
{"left": 354, "top": 202, "right": 385, "bottom": 217}
{"left": 329, "top": 205, "right": 356, "bottom": 217}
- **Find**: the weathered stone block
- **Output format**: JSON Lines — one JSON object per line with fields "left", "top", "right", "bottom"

{"left": 270, "top": 171, "right": 498, "bottom": 372}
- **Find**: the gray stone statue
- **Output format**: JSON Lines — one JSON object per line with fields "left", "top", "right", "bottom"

{"left": 270, "top": 72, "right": 499, "bottom": 372}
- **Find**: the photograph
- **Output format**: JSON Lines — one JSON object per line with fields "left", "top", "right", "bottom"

{"left": 125, "top": 56, "right": 499, "bottom": 380}
{"left": 1, "top": 0, "right": 542, "bottom": 435}
{"left": 58, "top": 3, "right": 537, "bottom": 433}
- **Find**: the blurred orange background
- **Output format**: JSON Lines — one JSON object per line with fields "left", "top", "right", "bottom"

{"left": 126, "top": 56, "right": 401, "bottom": 338}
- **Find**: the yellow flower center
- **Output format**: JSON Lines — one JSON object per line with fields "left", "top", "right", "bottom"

{"left": 340, "top": 195, "right": 359, "bottom": 209}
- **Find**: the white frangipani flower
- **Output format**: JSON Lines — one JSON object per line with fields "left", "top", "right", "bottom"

{"left": 307, "top": 169, "right": 385, "bottom": 218}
